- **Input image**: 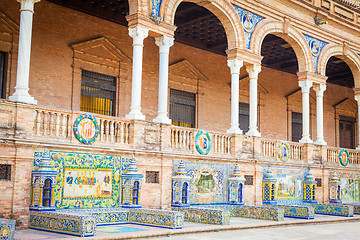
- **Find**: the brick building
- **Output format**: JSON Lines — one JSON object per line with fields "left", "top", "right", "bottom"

{"left": 0, "top": 0, "right": 360, "bottom": 229}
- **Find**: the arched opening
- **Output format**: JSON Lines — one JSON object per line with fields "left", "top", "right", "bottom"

{"left": 312, "top": 185, "right": 316, "bottom": 200}
{"left": 337, "top": 185, "right": 341, "bottom": 200}
{"left": 271, "top": 184, "right": 275, "bottom": 201}
{"left": 238, "top": 183, "right": 243, "bottom": 203}
{"left": 182, "top": 182, "right": 188, "bottom": 204}
{"left": 132, "top": 181, "right": 139, "bottom": 205}
{"left": 261, "top": 34, "right": 299, "bottom": 74}
{"left": 325, "top": 56, "right": 356, "bottom": 149}
{"left": 174, "top": 2, "right": 227, "bottom": 56}
{"left": 43, "top": 179, "right": 52, "bottom": 208}
{"left": 170, "top": 2, "right": 229, "bottom": 129}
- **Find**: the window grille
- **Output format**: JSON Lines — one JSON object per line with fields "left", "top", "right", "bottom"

{"left": 80, "top": 70, "right": 116, "bottom": 116}
{"left": 170, "top": 89, "right": 196, "bottom": 128}
{"left": 0, "top": 164, "right": 11, "bottom": 181}
{"left": 146, "top": 171, "right": 159, "bottom": 184}
{"left": 291, "top": 112, "right": 302, "bottom": 142}
{"left": 239, "top": 102, "right": 250, "bottom": 133}
{"left": 315, "top": 178, "right": 322, "bottom": 187}
{"left": 0, "top": 52, "right": 6, "bottom": 99}
{"left": 244, "top": 175, "right": 253, "bottom": 185}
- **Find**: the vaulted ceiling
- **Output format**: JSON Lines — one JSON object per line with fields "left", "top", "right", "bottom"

{"left": 46, "top": 0, "right": 354, "bottom": 88}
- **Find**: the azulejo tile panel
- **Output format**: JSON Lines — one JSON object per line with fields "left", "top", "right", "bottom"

{"left": 129, "top": 209, "right": 184, "bottom": 229}
{"left": 194, "top": 204, "right": 284, "bottom": 221}
{"left": 0, "top": 218, "right": 16, "bottom": 240}
{"left": 172, "top": 160, "right": 233, "bottom": 204}
{"left": 270, "top": 205, "right": 315, "bottom": 219}
{"left": 29, "top": 211, "right": 96, "bottom": 237}
{"left": 313, "top": 204, "right": 354, "bottom": 217}
{"left": 33, "top": 150, "right": 134, "bottom": 210}
{"left": 172, "top": 207, "right": 230, "bottom": 225}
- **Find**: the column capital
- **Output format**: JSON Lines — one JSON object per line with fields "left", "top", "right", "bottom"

{"left": 299, "top": 80, "right": 313, "bottom": 93}
{"left": 313, "top": 84, "right": 326, "bottom": 97}
{"left": 227, "top": 59, "right": 243, "bottom": 75}
{"left": 155, "top": 36, "right": 174, "bottom": 54}
{"left": 246, "top": 64, "right": 261, "bottom": 79}
{"left": 355, "top": 94, "right": 360, "bottom": 103}
{"left": 129, "top": 26, "right": 149, "bottom": 45}
{"left": 297, "top": 71, "right": 327, "bottom": 84}
{"left": 18, "top": 0, "right": 40, "bottom": 12}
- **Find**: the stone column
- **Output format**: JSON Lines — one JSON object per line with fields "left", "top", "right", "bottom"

{"left": 246, "top": 65, "right": 261, "bottom": 137}
{"left": 299, "top": 80, "right": 313, "bottom": 143}
{"left": 125, "top": 26, "right": 149, "bottom": 120}
{"left": 313, "top": 84, "right": 327, "bottom": 145}
{"left": 355, "top": 95, "right": 360, "bottom": 150}
{"left": 227, "top": 59, "right": 243, "bottom": 134}
{"left": 153, "top": 36, "right": 174, "bottom": 124}
{"left": 9, "top": 0, "right": 40, "bottom": 104}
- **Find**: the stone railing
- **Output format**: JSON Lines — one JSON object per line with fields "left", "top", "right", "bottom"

{"left": 1, "top": 100, "right": 360, "bottom": 167}
{"left": 170, "top": 126, "right": 231, "bottom": 155}
{"left": 327, "top": 147, "right": 360, "bottom": 166}
{"left": 261, "top": 139, "right": 304, "bottom": 161}
{"left": 33, "top": 106, "right": 131, "bottom": 146}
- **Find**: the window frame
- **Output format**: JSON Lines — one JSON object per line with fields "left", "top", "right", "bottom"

{"left": 80, "top": 69, "right": 117, "bottom": 117}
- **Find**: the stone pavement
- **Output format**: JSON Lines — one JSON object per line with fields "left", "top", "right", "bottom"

{"left": 14, "top": 214, "right": 360, "bottom": 240}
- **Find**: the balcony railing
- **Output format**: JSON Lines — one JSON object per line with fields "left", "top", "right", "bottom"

{"left": 33, "top": 106, "right": 131, "bottom": 146}
{"left": 0, "top": 100, "right": 360, "bottom": 167}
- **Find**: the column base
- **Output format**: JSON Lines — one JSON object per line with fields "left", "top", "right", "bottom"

{"left": 246, "top": 128, "right": 261, "bottom": 137}
{"left": 299, "top": 137, "right": 313, "bottom": 144}
{"left": 9, "top": 93, "right": 37, "bottom": 105}
{"left": 227, "top": 125, "right": 243, "bottom": 134}
{"left": 314, "top": 138, "right": 327, "bottom": 145}
{"left": 125, "top": 108, "right": 145, "bottom": 121}
{"left": 153, "top": 114, "right": 171, "bottom": 124}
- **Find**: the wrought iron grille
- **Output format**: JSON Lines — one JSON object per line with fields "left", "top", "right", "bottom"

{"left": 239, "top": 102, "right": 250, "bottom": 133}
{"left": 245, "top": 175, "right": 254, "bottom": 185}
{"left": 0, "top": 164, "right": 11, "bottom": 181}
{"left": 315, "top": 178, "right": 322, "bottom": 187}
{"left": 80, "top": 70, "right": 116, "bottom": 116}
{"left": 146, "top": 171, "right": 159, "bottom": 184}
{"left": 170, "top": 89, "right": 195, "bottom": 128}
{"left": 292, "top": 112, "right": 302, "bottom": 142}
{"left": 0, "top": 52, "right": 6, "bottom": 99}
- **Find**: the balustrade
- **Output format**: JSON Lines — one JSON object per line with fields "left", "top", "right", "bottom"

{"left": 261, "top": 139, "right": 304, "bottom": 161}
{"left": 33, "top": 107, "right": 131, "bottom": 146}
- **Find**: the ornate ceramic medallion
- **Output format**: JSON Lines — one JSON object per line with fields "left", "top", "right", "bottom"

{"left": 277, "top": 142, "right": 290, "bottom": 162}
{"left": 195, "top": 130, "right": 211, "bottom": 155}
{"left": 339, "top": 149, "right": 349, "bottom": 166}
{"left": 309, "top": 38, "right": 321, "bottom": 57}
{"left": 241, "top": 11, "right": 255, "bottom": 33}
{"left": 73, "top": 114, "right": 99, "bottom": 145}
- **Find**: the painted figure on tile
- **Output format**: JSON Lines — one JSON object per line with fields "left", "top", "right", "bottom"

{"left": 66, "top": 172, "right": 73, "bottom": 185}
{"left": 242, "top": 11, "right": 255, "bottom": 32}
{"left": 197, "top": 171, "right": 215, "bottom": 193}
{"left": 104, "top": 172, "right": 111, "bottom": 185}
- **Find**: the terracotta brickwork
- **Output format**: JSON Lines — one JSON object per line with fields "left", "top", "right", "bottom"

{"left": 0, "top": 0, "right": 360, "bottom": 230}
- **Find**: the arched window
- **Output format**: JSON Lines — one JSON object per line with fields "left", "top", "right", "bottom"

{"left": 42, "top": 179, "right": 52, "bottom": 207}
{"left": 312, "top": 185, "right": 316, "bottom": 200}
{"left": 271, "top": 184, "right": 275, "bottom": 200}
{"left": 337, "top": 185, "right": 341, "bottom": 200}
{"left": 132, "top": 181, "right": 139, "bottom": 204}
{"left": 238, "top": 184, "right": 243, "bottom": 203}
{"left": 182, "top": 182, "right": 188, "bottom": 204}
